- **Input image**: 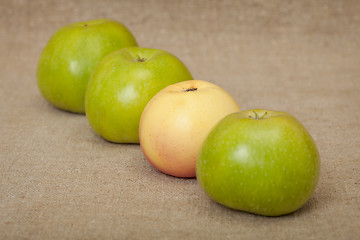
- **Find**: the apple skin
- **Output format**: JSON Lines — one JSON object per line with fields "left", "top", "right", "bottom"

{"left": 196, "top": 109, "right": 320, "bottom": 216}
{"left": 37, "top": 19, "right": 138, "bottom": 113}
{"left": 85, "top": 47, "right": 193, "bottom": 143}
{"left": 139, "top": 80, "right": 241, "bottom": 178}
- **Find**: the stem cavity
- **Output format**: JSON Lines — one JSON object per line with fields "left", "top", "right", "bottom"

{"left": 248, "top": 111, "right": 268, "bottom": 120}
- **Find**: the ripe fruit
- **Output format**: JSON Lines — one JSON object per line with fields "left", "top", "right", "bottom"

{"left": 85, "top": 47, "right": 193, "bottom": 143}
{"left": 139, "top": 80, "right": 241, "bottom": 177}
{"left": 197, "top": 109, "right": 320, "bottom": 216}
{"left": 37, "top": 19, "right": 138, "bottom": 113}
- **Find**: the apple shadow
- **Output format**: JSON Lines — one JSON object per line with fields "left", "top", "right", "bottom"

{"left": 35, "top": 95, "right": 86, "bottom": 118}
{"left": 196, "top": 178, "right": 335, "bottom": 220}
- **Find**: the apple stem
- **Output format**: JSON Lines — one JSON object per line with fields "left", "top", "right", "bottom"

{"left": 184, "top": 87, "right": 198, "bottom": 92}
{"left": 260, "top": 111, "right": 268, "bottom": 119}
{"left": 136, "top": 56, "right": 146, "bottom": 62}
{"left": 249, "top": 111, "right": 268, "bottom": 120}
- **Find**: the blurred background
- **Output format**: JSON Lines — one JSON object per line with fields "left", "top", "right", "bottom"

{"left": 0, "top": 0, "right": 359, "bottom": 239}
{"left": 1, "top": 0, "right": 359, "bottom": 119}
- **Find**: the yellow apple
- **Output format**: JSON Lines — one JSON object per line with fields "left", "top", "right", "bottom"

{"left": 139, "top": 80, "right": 241, "bottom": 178}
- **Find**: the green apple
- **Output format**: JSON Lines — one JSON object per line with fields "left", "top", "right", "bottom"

{"left": 37, "top": 19, "right": 138, "bottom": 113}
{"left": 197, "top": 109, "right": 320, "bottom": 216}
{"left": 85, "top": 47, "right": 193, "bottom": 143}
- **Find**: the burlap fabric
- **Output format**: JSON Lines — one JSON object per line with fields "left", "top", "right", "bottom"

{"left": 0, "top": 0, "right": 359, "bottom": 239}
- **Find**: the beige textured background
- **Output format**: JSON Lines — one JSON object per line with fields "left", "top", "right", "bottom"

{"left": 1, "top": 0, "right": 359, "bottom": 239}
